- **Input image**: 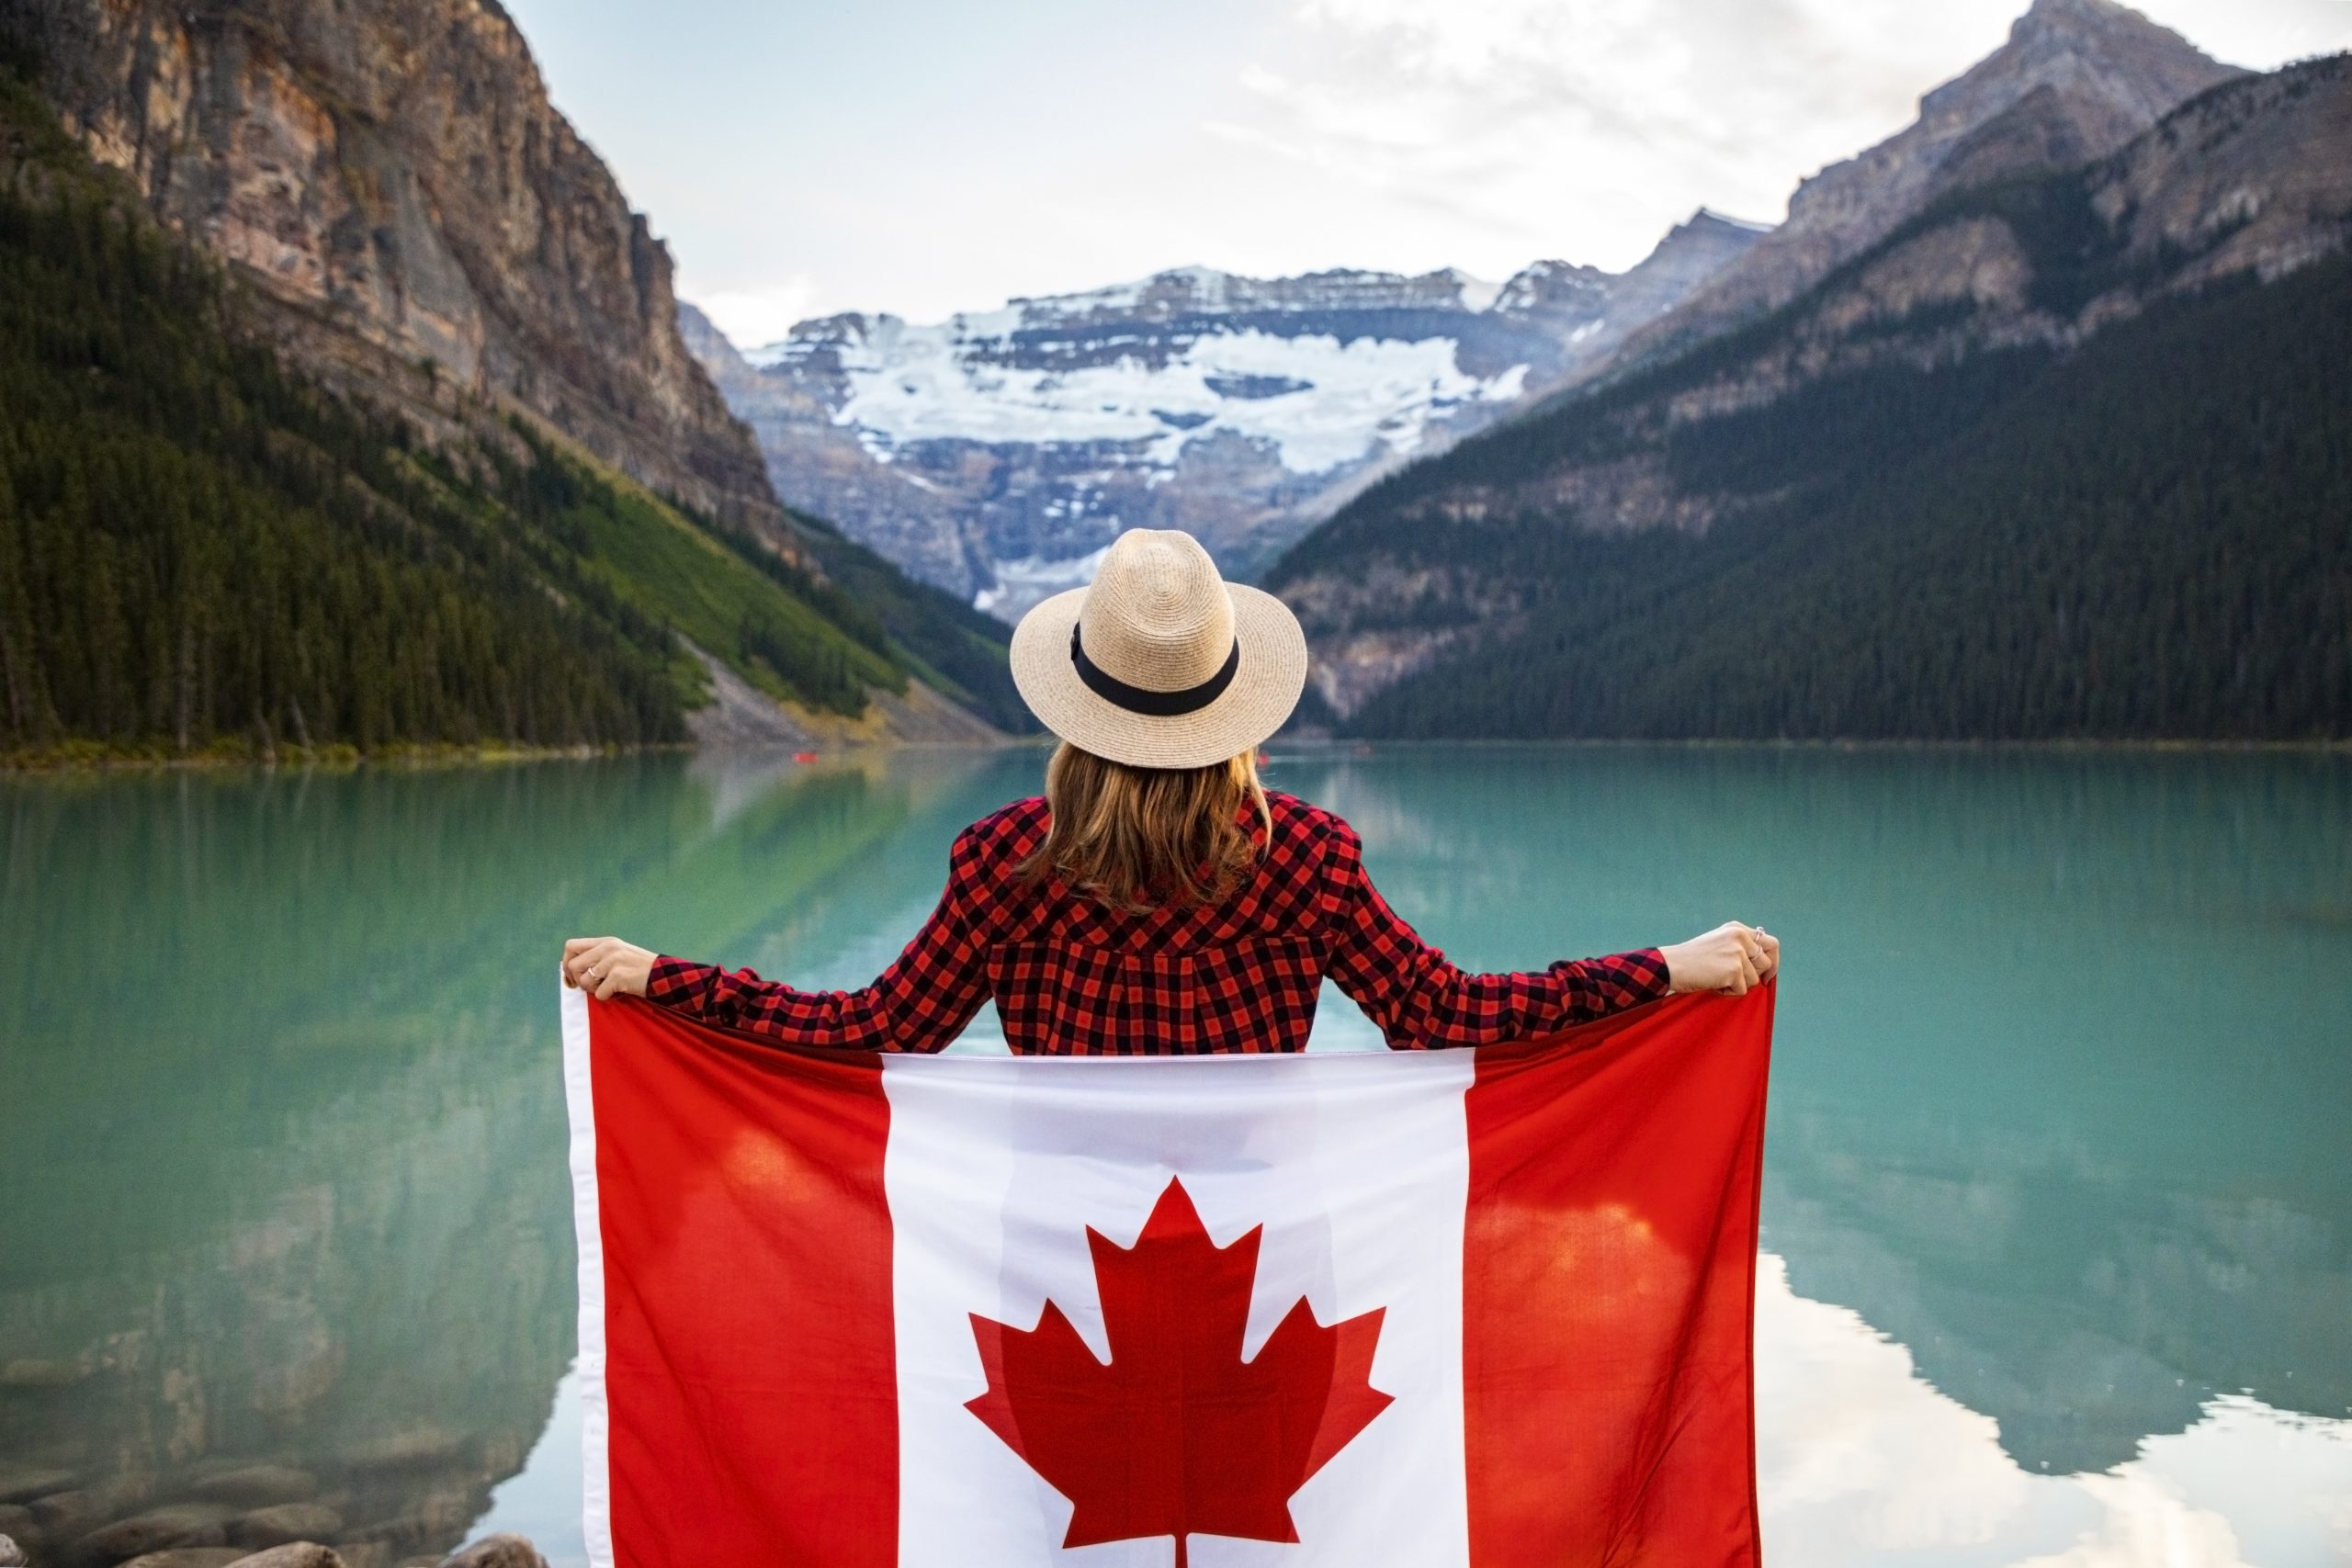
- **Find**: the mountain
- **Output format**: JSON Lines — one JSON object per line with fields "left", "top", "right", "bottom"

{"left": 1594, "top": 0, "right": 2245, "bottom": 379}
{"left": 0, "top": 3, "right": 1017, "bottom": 757}
{"left": 17, "top": 0, "right": 783, "bottom": 533}
{"left": 685, "top": 212, "right": 1767, "bottom": 616}
{"left": 1265, "top": 55, "right": 2352, "bottom": 739}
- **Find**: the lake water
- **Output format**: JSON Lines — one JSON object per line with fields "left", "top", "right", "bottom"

{"left": 3, "top": 745, "right": 2348, "bottom": 1566}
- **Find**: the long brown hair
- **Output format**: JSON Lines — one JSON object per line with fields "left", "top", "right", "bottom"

{"left": 1018, "top": 743, "right": 1272, "bottom": 910}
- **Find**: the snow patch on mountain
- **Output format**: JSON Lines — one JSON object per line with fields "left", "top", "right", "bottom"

{"left": 689, "top": 217, "right": 1770, "bottom": 615}
{"left": 973, "top": 542, "right": 1114, "bottom": 619}
{"left": 793, "top": 314, "right": 1528, "bottom": 477}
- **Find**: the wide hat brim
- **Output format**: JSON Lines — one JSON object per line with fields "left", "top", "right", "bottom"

{"left": 1009, "top": 583, "right": 1308, "bottom": 770}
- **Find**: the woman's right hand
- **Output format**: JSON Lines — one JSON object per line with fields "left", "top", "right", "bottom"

{"left": 563, "top": 937, "right": 657, "bottom": 1000}
{"left": 1659, "top": 921, "right": 1779, "bottom": 996}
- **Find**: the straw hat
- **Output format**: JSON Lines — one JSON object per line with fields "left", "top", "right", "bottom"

{"left": 1009, "top": 528, "right": 1307, "bottom": 770}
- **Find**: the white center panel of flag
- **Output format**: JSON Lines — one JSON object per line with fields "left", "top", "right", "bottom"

{"left": 880, "top": 1051, "right": 1478, "bottom": 1568}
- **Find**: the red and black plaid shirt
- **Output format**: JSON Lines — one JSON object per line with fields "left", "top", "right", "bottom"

{"left": 645, "top": 791, "right": 1670, "bottom": 1055}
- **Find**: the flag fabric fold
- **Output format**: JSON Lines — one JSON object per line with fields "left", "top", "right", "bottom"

{"left": 560, "top": 980, "right": 1773, "bottom": 1568}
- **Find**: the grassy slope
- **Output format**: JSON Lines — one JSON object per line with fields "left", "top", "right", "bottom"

{"left": 784, "top": 512, "right": 1035, "bottom": 732}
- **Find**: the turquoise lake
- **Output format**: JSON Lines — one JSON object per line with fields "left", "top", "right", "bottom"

{"left": 3, "top": 744, "right": 2348, "bottom": 1564}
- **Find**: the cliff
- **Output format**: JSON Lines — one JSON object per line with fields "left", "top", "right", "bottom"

{"left": 1, "top": 4, "right": 1018, "bottom": 754}
{"left": 17, "top": 0, "right": 782, "bottom": 533}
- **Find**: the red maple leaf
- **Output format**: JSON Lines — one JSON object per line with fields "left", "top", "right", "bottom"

{"left": 966, "top": 1178, "right": 1394, "bottom": 1568}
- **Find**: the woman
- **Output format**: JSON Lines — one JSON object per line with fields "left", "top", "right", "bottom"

{"left": 563, "top": 529, "right": 1777, "bottom": 1050}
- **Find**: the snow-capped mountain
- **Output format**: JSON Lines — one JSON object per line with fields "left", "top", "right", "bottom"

{"left": 684, "top": 210, "right": 1766, "bottom": 616}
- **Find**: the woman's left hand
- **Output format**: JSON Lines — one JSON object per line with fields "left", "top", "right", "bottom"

{"left": 563, "top": 937, "right": 657, "bottom": 1000}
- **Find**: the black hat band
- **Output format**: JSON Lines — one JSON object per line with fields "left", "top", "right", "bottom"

{"left": 1070, "top": 624, "right": 1241, "bottom": 717}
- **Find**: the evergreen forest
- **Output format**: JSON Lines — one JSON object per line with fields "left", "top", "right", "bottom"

{"left": 0, "top": 62, "right": 1023, "bottom": 763}
{"left": 1316, "top": 254, "right": 2352, "bottom": 741}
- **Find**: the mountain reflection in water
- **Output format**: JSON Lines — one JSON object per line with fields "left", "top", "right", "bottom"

{"left": 3, "top": 747, "right": 2346, "bottom": 1565}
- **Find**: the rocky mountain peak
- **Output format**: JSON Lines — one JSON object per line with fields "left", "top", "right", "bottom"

{"left": 1644, "top": 209, "right": 1777, "bottom": 267}
{"left": 1682, "top": 208, "right": 1776, "bottom": 241}
{"left": 1593, "top": 0, "right": 2240, "bottom": 376}
{"left": 1491, "top": 257, "right": 1611, "bottom": 317}
{"left": 695, "top": 212, "right": 1762, "bottom": 612}
{"left": 989, "top": 264, "right": 1510, "bottom": 333}
{"left": 2012, "top": 0, "right": 2198, "bottom": 51}
{"left": 1923, "top": 0, "right": 2240, "bottom": 135}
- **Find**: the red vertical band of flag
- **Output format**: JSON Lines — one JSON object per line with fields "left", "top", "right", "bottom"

{"left": 1464, "top": 987, "right": 1773, "bottom": 1566}
{"left": 580, "top": 995, "right": 899, "bottom": 1568}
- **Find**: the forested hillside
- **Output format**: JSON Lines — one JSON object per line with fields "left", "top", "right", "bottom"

{"left": 774, "top": 512, "right": 1029, "bottom": 735}
{"left": 1271, "top": 55, "right": 2352, "bottom": 740}
{"left": 1337, "top": 253, "right": 2352, "bottom": 739}
{"left": 0, "top": 62, "right": 1019, "bottom": 762}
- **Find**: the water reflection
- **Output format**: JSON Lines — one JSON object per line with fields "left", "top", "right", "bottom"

{"left": 1755, "top": 1257, "right": 2352, "bottom": 1565}
{"left": 1300, "top": 749, "right": 2352, "bottom": 1461}
{"left": 0, "top": 752, "right": 1005, "bottom": 1562}
{"left": 2, "top": 745, "right": 2346, "bottom": 1564}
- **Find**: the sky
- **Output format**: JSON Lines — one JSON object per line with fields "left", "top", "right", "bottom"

{"left": 498, "top": 0, "right": 2352, "bottom": 345}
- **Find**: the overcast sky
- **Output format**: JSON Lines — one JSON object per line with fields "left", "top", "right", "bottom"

{"left": 498, "top": 0, "right": 2352, "bottom": 344}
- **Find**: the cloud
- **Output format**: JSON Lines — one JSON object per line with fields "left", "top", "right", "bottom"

{"left": 1210, "top": 0, "right": 2352, "bottom": 275}
{"left": 509, "top": 0, "right": 2352, "bottom": 327}
{"left": 1216, "top": 0, "right": 2022, "bottom": 271}
{"left": 687, "top": 274, "right": 822, "bottom": 349}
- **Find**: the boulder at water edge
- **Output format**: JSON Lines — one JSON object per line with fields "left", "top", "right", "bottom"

{"left": 221, "top": 1546, "right": 345, "bottom": 1568}
{"left": 438, "top": 1537, "right": 548, "bottom": 1568}
{"left": 117, "top": 1550, "right": 250, "bottom": 1568}
{"left": 229, "top": 1507, "right": 344, "bottom": 1551}
{"left": 77, "top": 1504, "right": 238, "bottom": 1561}
{"left": 0, "top": 1468, "right": 77, "bottom": 1506}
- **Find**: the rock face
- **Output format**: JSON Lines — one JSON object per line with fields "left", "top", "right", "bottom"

{"left": 687, "top": 213, "right": 1766, "bottom": 615}
{"left": 1608, "top": 0, "right": 2243, "bottom": 372}
{"left": 1271, "top": 51, "right": 2352, "bottom": 717}
{"left": 19, "top": 0, "right": 779, "bottom": 532}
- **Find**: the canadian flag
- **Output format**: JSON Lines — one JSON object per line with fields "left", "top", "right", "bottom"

{"left": 560, "top": 982, "right": 1772, "bottom": 1568}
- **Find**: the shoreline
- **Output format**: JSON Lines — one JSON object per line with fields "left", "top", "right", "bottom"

{"left": 7, "top": 729, "right": 2347, "bottom": 775}
{"left": 1269, "top": 734, "right": 2352, "bottom": 755}
{"left": 0, "top": 739, "right": 695, "bottom": 775}
{"left": 0, "top": 736, "right": 1037, "bottom": 776}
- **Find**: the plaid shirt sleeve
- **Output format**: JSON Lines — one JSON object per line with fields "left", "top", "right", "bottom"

{"left": 1318, "top": 819, "right": 1670, "bottom": 1050}
{"left": 641, "top": 826, "right": 994, "bottom": 1053}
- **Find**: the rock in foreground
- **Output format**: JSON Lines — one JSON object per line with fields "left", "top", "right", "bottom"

{"left": 229, "top": 1506, "right": 345, "bottom": 1551}
{"left": 117, "top": 1550, "right": 249, "bottom": 1568}
{"left": 222, "top": 1546, "right": 345, "bottom": 1568}
{"left": 76, "top": 1504, "right": 239, "bottom": 1561}
{"left": 437, "top": 1537, "right": 548, "bottom": 1568}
